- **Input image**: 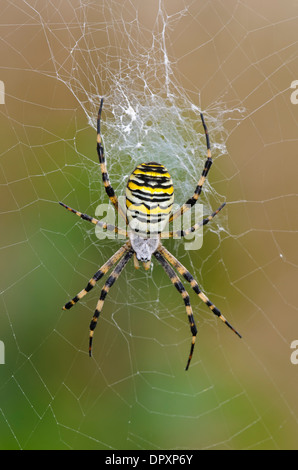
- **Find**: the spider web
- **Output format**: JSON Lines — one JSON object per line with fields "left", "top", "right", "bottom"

{"left": 1, "top": 0, "right": 298, "bottom": 450}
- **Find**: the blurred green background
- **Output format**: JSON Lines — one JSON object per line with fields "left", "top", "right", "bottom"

{"left": 0, "top": 0, "right": 298, "bottom": 450}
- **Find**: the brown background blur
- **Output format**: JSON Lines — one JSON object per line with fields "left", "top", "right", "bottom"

{"left": 0, "top": 0, "right": 298, "bottom": 450}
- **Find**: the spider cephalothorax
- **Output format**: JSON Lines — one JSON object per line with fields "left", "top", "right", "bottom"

{"left": 129, "top": 232, "right": 159, "bottom": 263}
{"left": 60, "top": 98, "right": 241, "bottom": 370}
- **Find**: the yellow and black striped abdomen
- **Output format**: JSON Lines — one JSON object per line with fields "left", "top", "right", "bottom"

{"left": 126, "top": 162, "right": 174, "bottom": 235}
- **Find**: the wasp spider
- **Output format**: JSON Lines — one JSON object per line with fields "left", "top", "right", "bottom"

{"left": 60, "top": 99, "right": 241, "bottom": 370}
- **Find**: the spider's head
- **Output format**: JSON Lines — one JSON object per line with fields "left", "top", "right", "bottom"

{"left": 129, "top": 232, "right": 159, "bottom": 262}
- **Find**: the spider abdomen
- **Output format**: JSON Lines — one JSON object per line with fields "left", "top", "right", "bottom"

{"left": 126, "top": 162, "right": 174, "bottom": 235}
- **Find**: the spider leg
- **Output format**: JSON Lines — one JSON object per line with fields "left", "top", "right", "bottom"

{"left": 62, "top": 241, "right": 131, "bottom": 310}
{"left": 133, "top": 253, "right": 140, "bottom": 269}
{"left": 59, "top": 201, "right": 127, "bottom": 237}
{"left": 154, "top": 250, "right": 197, "bottom": 371}
{"left": 158, "top": 245, "right": 242, "bottom": 339}
{"left": 169, "top": 113, "right": 212, "bottom": 223}
{"left": 160, "top": 202, "right": 225, "bottom": 239}
{"left": 89, "top": 248, "right": 134, "bottom": 356}
{"left": 97, "top": 98, "right": 127, "bottom": 223}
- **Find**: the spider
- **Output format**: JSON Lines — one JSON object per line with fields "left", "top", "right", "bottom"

{"left": 60, "top": 98, "right": 241, "bottom": 370}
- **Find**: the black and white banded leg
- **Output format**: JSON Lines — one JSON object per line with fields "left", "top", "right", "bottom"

{"left": 97, "top": 98, "right": 127, "bottom": 223}
{"left": 158, "top": 245, "right": 242, "bottom": 339}
{"left": 62, "top": 241, "right": 131, "bottom": 311}
{"left": 169, "top": 113, "right": 212, "bottom": 223}
{"left": 89, "top": 248, "right": 134, "bottom": 356}
{"left": 154, "top": 250, "right": 198, "bottom": 371}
